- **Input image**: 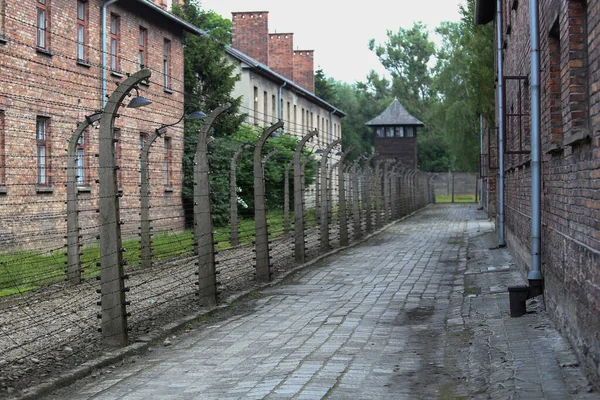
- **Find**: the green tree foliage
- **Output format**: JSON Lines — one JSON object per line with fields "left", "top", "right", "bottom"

{"left": 172, "top": 1, "right": 245, "bottom": 225}
{"left": 207, "top": 125, "right": 316, "bottom": 226}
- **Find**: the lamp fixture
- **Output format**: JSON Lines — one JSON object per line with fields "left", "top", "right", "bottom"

{"left": 155, "top": 110, "right": 207, "bottom": 135}
{"left": 127, "top": 87, "right": 153, "bottom": 108}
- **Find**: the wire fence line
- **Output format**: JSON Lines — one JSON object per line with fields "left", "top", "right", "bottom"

{"left": 0, "top": 13, "right": 435, "bottom": 393}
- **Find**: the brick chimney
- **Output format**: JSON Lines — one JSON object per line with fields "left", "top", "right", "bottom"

{"left": 293, "top": 50, "right": 314, "bottom": 93}
{"left": 268, "top": 33, "right": 294, "bottom": 80}
{"left": 231, "top": 12, "right": 269, "bottom": 66}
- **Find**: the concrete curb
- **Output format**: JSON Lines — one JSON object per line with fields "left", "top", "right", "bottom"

{"left": 12, "top": 207, "right": 429, "bottom": 400}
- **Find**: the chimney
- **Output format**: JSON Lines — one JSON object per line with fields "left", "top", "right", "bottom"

{"left": 293, "top": 50, "right": 314, "bottom": 93}
{"left": 268, "top": 33, "right": 294, "bottom": 80}
{"left": 231, "top": 11, "right": 269, "bottom": 66}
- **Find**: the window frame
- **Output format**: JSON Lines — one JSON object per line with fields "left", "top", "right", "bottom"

{"left": 36, "top": 116, "right": 51, "bottom": 186}
{"left": 76, "top": 127, "right": 87, "bottom": 186}
{"left": 163, "top": 136, "right": 172, "bottom": 187}
{"left": 36, "top": 0, "right": 50, "bottom": 49}
{"left": 163, "top": 38, "right": 171, "bottom": 90}
{"left": 76, "top": 0, "right": 88, "bottom": 62}
{"left": 109, "top": 13, "right": 120, "bottom": 71}
{"left": 138, "top": 26, "right": 148, "bottom": 69}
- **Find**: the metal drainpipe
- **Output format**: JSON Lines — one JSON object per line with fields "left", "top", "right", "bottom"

{"left": 480, "top": 114, "right": 484, "bottom": 209}
{"left": 496, "top": 0, "right": 506, "bottom": 247}
{"left": 102, "top": 0, "right": 120, "bottom": 107}
{"left": 278, "top": 81, "right": 287, "bottom": 121}
{"left": 529, "top": 0, "right": 543, "bottom": 282}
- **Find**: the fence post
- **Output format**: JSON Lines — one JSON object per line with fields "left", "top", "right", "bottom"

{"left": 67, "top": 115, "right": 99, "bottom": 284}
{"left": 315, "top": 161, "right": 320, "bottom": 226}
{"left": 194, "top": 104, "right": 230, "bottom": 306}
{"left": 319, "top": 139, "right": 342, "bottom": 252}
{"left": 284, "top": 161, "right": 292, "bottom": 236}
{"left": 99, "top": 69, "right": 151, "bottom": 347}
{"left": 363, "top": 153, "right": 377, "bottom": 233}
{"left": 230, "top": 143, "right": 251, "bottom": 247}
{"left": 254, "top": 121, "right": 284, "bottom": 282}
{"left": 294, "top": 130, "right": 318, "bottom": 263}
{"left": 451, "top": 172, "right": 455, "bottom": 203}
{"left": 337, "top": 147, "right": 354, "bottom": 247}
{"left": 374, "top": 160, "right": 383, "bottom": 228}
{"left": 139, "top": 131, "right": 162, "bottom": 269}
{"left": 352, "top": 158, "right": 362, "bottom": 240}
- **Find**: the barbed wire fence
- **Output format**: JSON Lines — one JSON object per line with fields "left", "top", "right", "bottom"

{"left": 0, "top": 12, "right": 436, "bottom": 395}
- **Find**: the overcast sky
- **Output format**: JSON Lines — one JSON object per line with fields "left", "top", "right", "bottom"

{"left": 199, "top": 0, "right": 466, "bottom": 84}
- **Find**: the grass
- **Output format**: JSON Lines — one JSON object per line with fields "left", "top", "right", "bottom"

{"left": 0, "top": 209, "right": 299, "bottom": 298}
{"left": 436, "top": 195, "right": 478, "bottom": 203}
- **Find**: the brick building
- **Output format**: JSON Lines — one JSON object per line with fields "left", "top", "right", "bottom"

{"left": 476, "top": 0, "right": 600, "bottom": 385}
{"left": 0, "top": 0, "right": 199, "bottom": 249}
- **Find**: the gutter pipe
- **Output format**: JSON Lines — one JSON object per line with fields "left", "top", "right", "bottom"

{"left": 529, "top": 0, "right": 543, "bottom": 282}
{"left": 496, "top": 0, "right": 506, "bottom": 247}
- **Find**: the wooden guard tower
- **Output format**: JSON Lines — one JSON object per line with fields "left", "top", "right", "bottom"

{"left": 366, "top": 98, "right": 424, "bottom": 169}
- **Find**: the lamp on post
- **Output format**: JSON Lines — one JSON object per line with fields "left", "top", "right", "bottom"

{"left": 66, "top": 111, "right": 102, "bottom": 285}
{"left": 98, "top": 69, "right": 152, "bottom": 347}
{"left": 139, "top": 110, "right": 206, "bottom": 269}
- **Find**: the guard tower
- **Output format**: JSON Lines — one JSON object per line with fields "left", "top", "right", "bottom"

{"left": 366, "top": 98, "right": 424, "bottom": 169}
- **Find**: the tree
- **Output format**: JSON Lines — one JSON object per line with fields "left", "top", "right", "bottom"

{"left": 172, "top": 1, "right": 245, "bottom": 225}
{"left": 368, "top": 22, "right": 436, "bottom": 115}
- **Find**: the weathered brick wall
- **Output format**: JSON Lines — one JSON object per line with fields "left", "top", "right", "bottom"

{"left": 231, "top": 11, "right": 269, "bottom": 66}
{"left": 498, "top": 0, "right": 600, "bottom": 385}
{"left": 0, "top": 0, "right": 186, "bottom": 250}
{"left": 293, "top": 50, "right": 315, "bottom": 93}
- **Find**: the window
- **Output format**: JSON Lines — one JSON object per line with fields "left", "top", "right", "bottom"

{"left": 163, "top": 137, "right": 172, "bottom": 187}
{"left": 113, "top": 128, "right": 121, "bottom": 185}
{"left": 110, "top": 14, "right": 119, "bottom": 71}
{"left": 548, "top": 19, "right": 562, "bottom": 146}
{"left": 310, "top": 112, "right": 313, "bottom": 129}
{"left": 139, "top": 132, "right": 147, "bottom": 183}
{"left": 301, "top": 107, "right": 305, "bottom": 132}
{"left": 271, "top": 94, "right": 276, "bottom": 122}
{"left": 76, "top": 1, "right": 87, "bottom": 61}
{"left": 385, "top": 126, "right": 394, "bottom": 138}
{"left": 138, "top": 27, "right": 147, "bottom": 69}
{"left": 36, "top": 0, "right": 49, "bottom": 49}
{"left": 1, "top": 0, "right": 6, "bottom": 38}
{"left": 293, "top": 105, "right": 297, "bottom": 130}
{"left": 287, "top": 102, "right": 290, "bottom": 124}
{"left": 36, "top": 117, "right": 50, "bottom": 185}
{"left": 163, "top": 39, "right": 171, "bottom": 89}
{"left": 395, "top": 126, "right": 404, "bottom": 137}
{"left": 406, "top": 126, "right": 415, "bottom": 137}
{"left": 253, "top": 86, "right": 259, "bottom": 125}
{"left": 263, "top": 91, "right": 268, "bottom": 125}
{"left": 376, "top": 127, "right": 383, "bottom": 137}
{"left": 76, "top": 129, "right": 86, "bottom": 185}
{"left": 0, "top": 111, "right": 4, "bottom": 186}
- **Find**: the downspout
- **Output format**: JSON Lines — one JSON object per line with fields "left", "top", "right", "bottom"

{"left": 529, "top": 0, "right": 543, "bottom": 282}
{"left": 496, "top": 0, "right": 506, "bottom": 247}
{"left": 507, "top": 0, "right": 544, "bottom": 317}
{"left": 102, "top": 0, "right": 120, "bottom": 107}
{"left": 278, "top": 81, "right": 287, "bottom": 121}
{"left": 329, "top": 110, "right": 334, "bottom": 167}
{"left": 479, "top": 114, "right": 484, "bottom": 209}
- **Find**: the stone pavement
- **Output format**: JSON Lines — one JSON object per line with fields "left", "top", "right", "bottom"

{"left": 40, "top": 204, "right": 596, "bottom": 400}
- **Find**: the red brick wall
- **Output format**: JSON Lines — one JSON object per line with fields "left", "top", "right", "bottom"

{"left": 293, "top": 50, "right": 314, "bottom": 93}
{"left": 0, "top": 0, "right": 186, "bottom": 250}
{"left": 496, "top": 0, "right": 600, "bottom": 385}
{"left": 268, "top": 33, "right": 293, "bottom": 80}
{"left": 231, "top": 11, "right": 269, "bottom": 66}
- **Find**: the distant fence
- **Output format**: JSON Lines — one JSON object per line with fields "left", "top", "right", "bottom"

{"left": 433, "top": 171, "right": 479, "bottom": 199}
{"left": 0, "top": 89, "right": 435, "bottom": 391}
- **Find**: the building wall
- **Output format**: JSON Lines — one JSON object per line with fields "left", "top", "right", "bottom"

{"left": 495, "top": 0, "right": 600, "bottom": 385}
{"left": 0, "top": 0, "right": 186, "bottom": 250}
